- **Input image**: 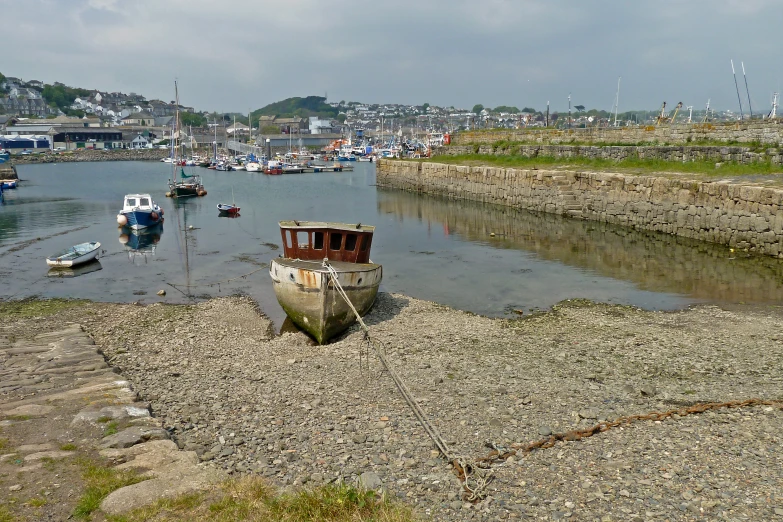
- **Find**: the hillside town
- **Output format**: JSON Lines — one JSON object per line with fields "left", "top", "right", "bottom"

{"left": 1, "top": 73, "right": 779, "bottom": 154}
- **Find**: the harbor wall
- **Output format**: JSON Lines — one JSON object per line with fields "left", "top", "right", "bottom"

{"left": 11, "top": 148, "right": 169, "bottom": 164}
{"left": 435, "top": 144, "right": 783, "bottom": 165}
{"left": 451, "top": 121, "right": 783, "bottom": 146}
{"left": 376, "top": 159, "right": 783, "bottom": 258}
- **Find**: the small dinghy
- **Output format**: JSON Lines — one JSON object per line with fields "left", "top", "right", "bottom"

{"left": 269, "top": 221, "right": 382, "bottom": 344}
{"left": 46, "top": 242, "right": 101, "bottom": 267}
{"left": 217, "top": 203, "right": 240, "bottom": 215}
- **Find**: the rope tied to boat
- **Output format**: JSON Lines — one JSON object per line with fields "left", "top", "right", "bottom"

{"left": 321, "top": 260, "right": 493, "bottom": 502}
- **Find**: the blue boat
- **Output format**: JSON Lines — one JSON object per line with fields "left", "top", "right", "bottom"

{"left": 116, "top": 194, "right": 164, "bottom": 230}
{"left": 1, "top": 181, "right": 17, "bottom": 189}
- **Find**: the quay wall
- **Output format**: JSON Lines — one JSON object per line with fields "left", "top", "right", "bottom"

{"left": 376, "top": 159, "right": 783, "bottom": 258}
{"left": 12, "top": 148, "right": 170, "bottom": 165}
{"left": 451, "top": 121, "right": 783, "bottom": 146}
{"left": 436, "top": 144, "right": 783, "bottom": 165}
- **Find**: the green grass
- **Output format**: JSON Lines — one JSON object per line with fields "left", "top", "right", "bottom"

{"left": 105, "top": 477, "right": 416, "bottom": 522}
{"left": 72, "top": 458, "right": 148, "bottom": 519}
{"left": 0, "top": 298, "right": 89, "bottom": 319}
{"left": 421, "top": 153, "right": 783, "bottom": 178}
{"left": 6, "top": 415, "right": 31, "bottom": 421}
{"left": 60, "top": 443, "right": 78, "bottom": 451}
{"left": 96, "top": 416, "right": 112, "bottom": 424}
{"left": 0, "top": 437, "right": 8, "bottom": 453}
{"left": 103, "top": 421, "right": 119, "bottom": 436}
{"left": 0, "top": 506, "right": 15, "bottom": 522}
{"left": 26, "top": 497, "right": 48, "bottom": 507}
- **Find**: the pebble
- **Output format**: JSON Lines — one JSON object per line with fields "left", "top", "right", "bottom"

{"left": 82, "top": 294, "right": 783, "bottom": 521}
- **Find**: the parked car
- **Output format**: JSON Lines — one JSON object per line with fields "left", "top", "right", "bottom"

{"left": 53, "top": 146, "right": 66, "bottom": 152}
{"left": 19, "top": 150, "right": 32, "bottom": 155}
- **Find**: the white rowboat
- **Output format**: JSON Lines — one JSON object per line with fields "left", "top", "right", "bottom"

{"left": 46, "top": 242, "right": 101, "bottom": 267}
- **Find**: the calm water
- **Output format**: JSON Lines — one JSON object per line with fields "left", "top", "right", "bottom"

{"left": 2, "top": 161, "right": 782, "bottom": 327}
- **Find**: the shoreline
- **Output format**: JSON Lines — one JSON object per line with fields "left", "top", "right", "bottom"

{"left": 2, "top": 294, "right": 782, "bottom": 519}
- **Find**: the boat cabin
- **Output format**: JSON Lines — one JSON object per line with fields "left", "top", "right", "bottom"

{"left": 279, "top": 221, "right": 374, "bottom": 263}
{"left": 123, "top": 194, "right": 155, "bottom": 211}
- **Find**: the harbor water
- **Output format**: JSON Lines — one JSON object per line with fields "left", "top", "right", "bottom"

{"left": 2, "top": 161, "right": 782, "bottom": 328}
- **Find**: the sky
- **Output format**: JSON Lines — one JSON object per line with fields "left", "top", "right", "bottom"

{"left": 3, "top": 0, "right": 782, "bottom": 114}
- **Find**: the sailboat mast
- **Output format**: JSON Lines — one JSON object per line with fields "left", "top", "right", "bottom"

{"left": 741, "top": 62, "right": 753, "bottom": 119}
{"left": 731, "top": 60, "right": 744, "bottom": 120}
{"left": 613, "top": 76, "right": 621, "bottom": 127}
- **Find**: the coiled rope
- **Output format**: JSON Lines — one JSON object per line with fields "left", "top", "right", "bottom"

{"left": 322, "top": 260, "right": 492, "bottom": 501}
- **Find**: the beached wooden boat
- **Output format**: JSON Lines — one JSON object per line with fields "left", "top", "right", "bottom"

{"left": 269, "top": 221, "right": 382, "bottom": 344}
{"left": 46, "top": 242, "right": 101, "bottom": 267}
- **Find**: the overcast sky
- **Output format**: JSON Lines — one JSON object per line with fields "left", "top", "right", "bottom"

{"left": 3, "top": 0, "right": 781, "bottom": 114}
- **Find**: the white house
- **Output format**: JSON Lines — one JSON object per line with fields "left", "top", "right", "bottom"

{"left": 131, "top": 134, "right": 150, "bottom": 149}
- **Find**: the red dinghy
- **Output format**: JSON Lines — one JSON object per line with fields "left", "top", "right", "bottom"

{"left": 217, "top": 203, "right": 240, "bottom": 215}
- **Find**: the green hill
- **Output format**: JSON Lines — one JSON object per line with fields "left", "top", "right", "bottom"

{"left": 252, "top": 96, "right": 338, "bottom": 119}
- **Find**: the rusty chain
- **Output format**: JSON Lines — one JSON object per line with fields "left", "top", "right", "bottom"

{"left": 476, "top": 398, "right": 783, "bottom": 468}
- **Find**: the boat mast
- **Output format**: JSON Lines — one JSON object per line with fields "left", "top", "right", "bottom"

{"left": 769, "top": 92, "right": 779, "bottom": 119}
{"left": 613, "top": 77, "right": 621, "bottom": 127}
{"left": 741, "top": 62, "right": 753, "bottom": 119}
{"left": 731, "top": 60, "right": 744, "bottom": 120}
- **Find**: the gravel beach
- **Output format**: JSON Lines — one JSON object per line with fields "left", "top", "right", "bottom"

{"left": 72, "top": 294, "right": 783, "bottom": 520}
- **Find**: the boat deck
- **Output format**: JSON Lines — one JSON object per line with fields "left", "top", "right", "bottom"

{"left": 273, "top": 258, "right": 380, "bottom": 273}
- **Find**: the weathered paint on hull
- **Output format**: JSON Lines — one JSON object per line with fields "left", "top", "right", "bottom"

{"left": 270, "top": 259, "right": 382, "bottom": 344}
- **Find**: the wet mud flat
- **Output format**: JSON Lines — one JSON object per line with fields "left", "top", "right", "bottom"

{"left": 18, "top": 295, "right": 783, "bottom": 520}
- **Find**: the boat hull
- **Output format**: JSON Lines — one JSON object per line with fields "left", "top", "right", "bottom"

{"left": 46, "top": 242, "right": 101, "bottom": 267}
{"left": 171, "top": 184, "right": 200, "bottom": 197}
{"left": 270, "top": 258, "right": 382, "bottom": 344}
{"left": 121, "top": 209, "right": 163, "bottom": 230}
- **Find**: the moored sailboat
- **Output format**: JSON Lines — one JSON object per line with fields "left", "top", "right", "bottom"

{"left": 166, "top": 80, "right": 206, "bottom": 198}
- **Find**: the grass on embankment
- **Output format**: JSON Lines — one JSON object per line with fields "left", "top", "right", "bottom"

{"left": 422, "top": 154, "right": 783, "bottom": 180}
{"left": 0, "top": 297, "right": 89, "bottom": 319}
{"left": 105, "top": 477, "right": 417, "bottom": 522}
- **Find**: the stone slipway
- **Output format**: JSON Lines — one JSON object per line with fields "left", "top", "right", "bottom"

{"left": 0, "top": 322, "right": 224, "bottom": 520}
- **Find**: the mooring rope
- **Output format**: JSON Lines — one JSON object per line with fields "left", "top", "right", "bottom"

{"left": 322, "top": 260, "right": 493, "bottom": 501}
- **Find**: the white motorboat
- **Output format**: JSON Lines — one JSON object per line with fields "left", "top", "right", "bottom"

{"left": 46, "top": 242, "right": 101, "bottom": 267}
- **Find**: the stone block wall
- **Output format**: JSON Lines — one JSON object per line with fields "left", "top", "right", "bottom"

{"left": 436, "top": 144, "right": 783, "bottom": 165}
{"left": 452, "top": 122, "right": 783, "bottom": 146}
{"left": 377, "top": 159, "right": 783, "bottom": 258}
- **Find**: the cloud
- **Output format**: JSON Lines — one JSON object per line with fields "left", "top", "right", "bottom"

{"left": 1, "top": 0, "right": 780, "bottom": 112}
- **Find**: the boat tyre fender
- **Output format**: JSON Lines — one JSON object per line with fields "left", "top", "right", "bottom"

{"left": 151, "top": 211, "right": 159, "bottom": 221}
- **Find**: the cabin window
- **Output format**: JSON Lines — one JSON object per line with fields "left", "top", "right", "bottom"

{"left": 140, "top": 198, "right": 149, "bottom": 206}
{"left": 329, "top": 233, "right": 343, "bottom": 251}
{"left": 285, "top": 230, "right": 292, "bottom": 249}
{"left": 313, "top": 232, "right": 324, "bottom": 250}
{"left": 127, "top": 198, "right": 136, "bottom": 207}
{"left": 360, "top": 235, "right": 369, "bottom": 252}
{"left": 296, "top": 231, "right": 309, "bottom": 248}
{"left": 345, "top": 234, "right": 357, "bottom": 252}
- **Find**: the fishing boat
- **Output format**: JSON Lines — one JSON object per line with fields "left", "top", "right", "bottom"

{"left": 166, "top": 81, "right": 206, "bottom": 198}
{"left": 116, "top": 193, "right": 164, "bottom": 230}
{"left": 46, "top": 242, "right": 101, "bottom": 267}
{"left": 269, "top": 221, "right": 382, "bottom": 344}
{"left": 245, "top": 162, "right": 260, "bottom": 172}
{"left": 1, "top": 180, "right": 17, "bottom": 189}
{"left": 265, "top": 160, "right": 283, "bottom": 175}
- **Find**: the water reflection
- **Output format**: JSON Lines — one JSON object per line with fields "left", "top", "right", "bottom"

{"left": 47, "top": 259, "right": 103, "bottom": 278}
{"left": 119, "top": 224, "right": 163, "bottom": 265}
{"left": 377, "top": 190, "right": 783, "bottom": 306}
